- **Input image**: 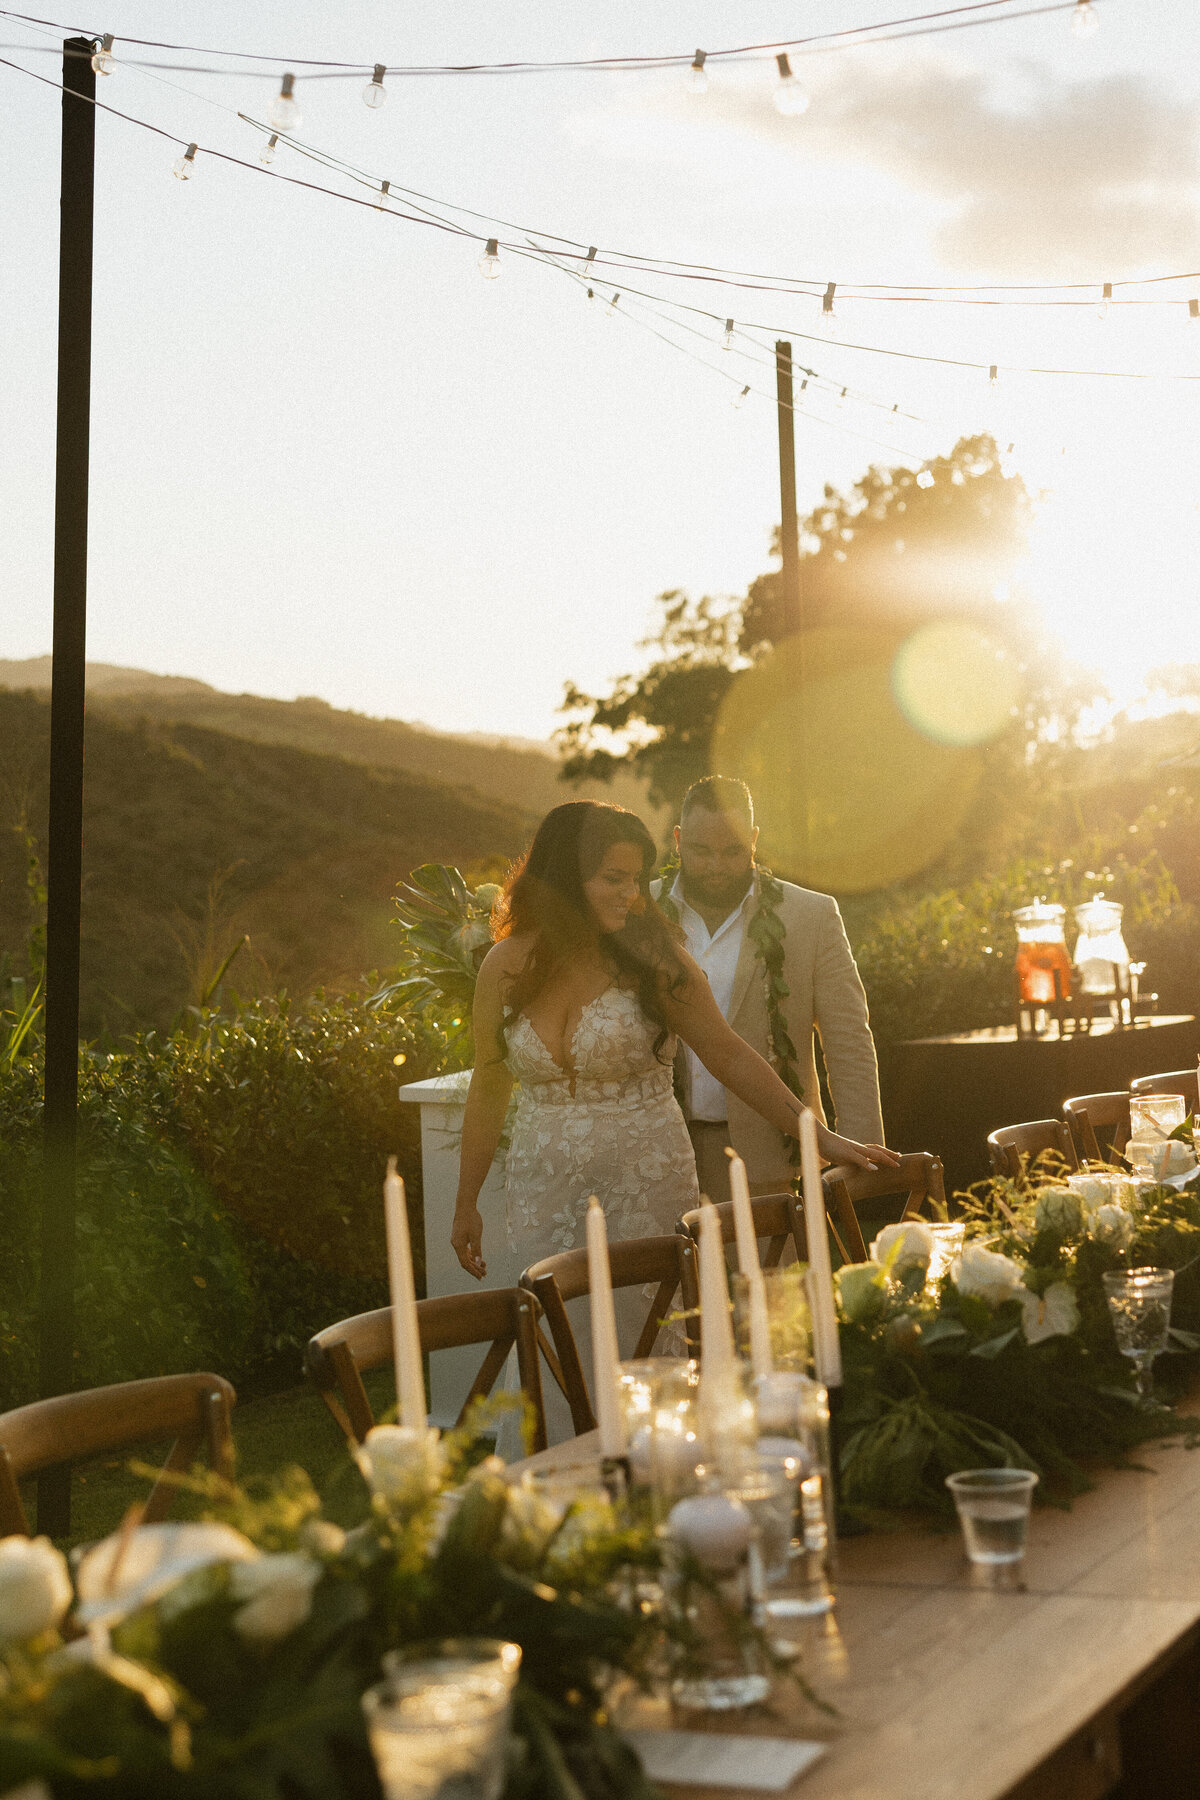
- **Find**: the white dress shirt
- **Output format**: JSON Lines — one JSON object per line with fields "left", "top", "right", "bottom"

{"left": 670, "top": 870, "right": 756, "bottom": 1123}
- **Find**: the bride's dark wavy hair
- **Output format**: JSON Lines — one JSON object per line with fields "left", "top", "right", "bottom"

{"left": 493, "top": 800, "right": 687, "bottom": 1061}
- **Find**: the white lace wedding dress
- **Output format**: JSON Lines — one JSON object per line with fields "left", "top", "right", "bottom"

{"left": 503, "top": 984, "right": 699, "bottom": 1445}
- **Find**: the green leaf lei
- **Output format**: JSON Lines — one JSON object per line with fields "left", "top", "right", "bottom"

{"left": 657, "top": 862, "right": 803, "bottom": 1161}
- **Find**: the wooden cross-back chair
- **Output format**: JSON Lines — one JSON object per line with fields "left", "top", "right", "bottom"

{"left": 821, "top": 1152, "right": 948, "bottom": 1262}
{"left": 988, "top": 1120, "right": 1080, "bottom": 1185}
{"left": 676, "top": 1192, "right": 808, "bottom": 1356}
{"left": 305, "top": 1288, "right": 547, "bottom": 1453}
{"left": 1130, "top": 1070, "right": 1199, "bottom": 1112}
{"left": 0, "top": 1372, "right": 236, "bottom": 1537}
{"left": 1063, "top": 1092, "right": 1131, "bottom": 1166}
{"left": 520, "top": 1235, "right": 698, "bottom": 1438}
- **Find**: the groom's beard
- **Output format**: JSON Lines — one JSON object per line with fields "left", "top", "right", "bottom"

{"left": 680, "top": 865, "right": 754, "bottom": 914}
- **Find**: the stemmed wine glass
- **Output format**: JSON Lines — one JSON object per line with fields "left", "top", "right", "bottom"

{"left": 1102, "top": 1267, "right": 1175, "bottom": 1406}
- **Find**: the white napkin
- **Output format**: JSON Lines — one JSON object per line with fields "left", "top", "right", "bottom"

{"left": 623, "top": 1729, "right": 826, "bottom": 1791}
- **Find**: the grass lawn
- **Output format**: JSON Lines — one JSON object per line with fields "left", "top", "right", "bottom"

{"left": 27, "top": 1369, "right": 400, "bottom": 1551}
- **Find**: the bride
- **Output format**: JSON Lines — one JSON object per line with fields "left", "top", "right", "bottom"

{"left": 452, "top": 800, "right": 896, "bottom": 1292}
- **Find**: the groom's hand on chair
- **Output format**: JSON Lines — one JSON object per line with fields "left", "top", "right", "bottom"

{"left": 451, "top": 1205, "right": 487, "bottom": 1281}
{"left": 818, "top": 1125, "right": 902, "bottom": 1174}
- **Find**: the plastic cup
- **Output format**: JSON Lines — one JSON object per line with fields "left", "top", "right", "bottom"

{"left": 945, "top": 1469, "right": 1039, "bottom": 1571}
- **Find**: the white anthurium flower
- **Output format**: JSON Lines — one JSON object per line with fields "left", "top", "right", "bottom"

{"left": 230, "top": 1553, "right": 321, "bottom": 1645}
{"left": 1092, "top": 1204, "right": 1135, "bottom": 1249}
{"left": 1021, "top": 1281, "right": 1081, "bottom": 1345}
{"left": 0, "top": 1536, "right": 73, "bottom": 1643}
{"left": 952, "top": 1243, "right": 1027, "bottom": 1307}
{"left": 74, "top": 1521, "right": 259, "bottom": 1627}
{"left": 835, "top": 1261, "right": 887, "bottom": 1323}
{"left": 298, "top": 1518, "right": 346, "bottom": 1558}
{"left": 2, "top": 1781, "right": 55, "bottom": 1800}
{"left": 355, "top": 1425, "right": 445, "bottom": 1508}
{"left": 1034, "top": 1187, "right": 1084, "bottom": 1236}
{"left": 870, "top": 1221, "right": 935, "bottom": 1273}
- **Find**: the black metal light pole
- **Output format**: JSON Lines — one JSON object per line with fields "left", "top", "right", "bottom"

{"left": 39, "top": 34, "right": 96, "bottom": 1538}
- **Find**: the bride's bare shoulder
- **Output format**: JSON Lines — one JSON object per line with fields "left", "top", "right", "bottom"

{"left": 479, "top": 935, "right": 533, "bottom": 984}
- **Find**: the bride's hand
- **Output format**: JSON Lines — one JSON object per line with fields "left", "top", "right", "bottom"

{"left": 451, "top": 1205, "right": 487, "bottom": 1281}
{"left": 816, "top": 1122, "right": 902, "bottom": 1173}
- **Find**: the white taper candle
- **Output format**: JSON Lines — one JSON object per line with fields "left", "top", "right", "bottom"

{"left": 727, "top": 1148, "right": 773, "bottom": 1379}
{"left": 799, "top": 1109, "right": 843, "bottom": 1388}
{"left": 383, "top": 1157, "right": 427, "bottom": 1429}
{"left": 586, "top": 1198, "right": 626, "bottom": 1458}
{"left": 697, "top": 1197, "right": 737, "bottom": 1383}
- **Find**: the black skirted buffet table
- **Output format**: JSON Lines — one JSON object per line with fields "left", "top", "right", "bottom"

{"left": 879, "top": 1014, "right": 1200, "bottom": 1197}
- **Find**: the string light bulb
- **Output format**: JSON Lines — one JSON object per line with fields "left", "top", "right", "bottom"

{"left": 363, "top": 65, "right": 387, "bottom": 108}
{"left": 606, "top": 292, "right": 621, "bottom": 321}
{"left": 172, "top": 143, "right": 198, "bottom": 181}
{"left": 582, "top": 246, "right": 597, "bottom": 275}
{"left": 1097, "top": 281, "right": 1112, "bottom": 320}
{"left": 270, "top": 72, "right": 302, "bottom": 133}
{"left": 733, "top": 385, "right": 750, "bottom": 409}
{"left": 820, "top": 282, "right": 837, "bottom": 336}
{"left": 773, "top": 53, "right": 809, "bottom": 116}
{"left": 837, "top": 386, "right": 848, "bottom": 408}
{"left": 91, "top": 33, "right": 115, "bottom": 76}
{"left": 376, "top": 179, "right": 391, "bottom": 210}
{"left": 259, "top": 133, "right": 278, "bottom": 166}
{"left": 1190, "top": 299, "right": 1200, "bottom": 324}
{"left": 988, "top": 364, "right": 999, "bottom": 386}
{"left": 688, "top": 49, "right": 708, "bottom": 95}
{"left": 1071, "top": 0, "right": 1099, "bottom": 36}
{"left": 478, "top": 237, "right": 501, "bottom": 279}
{"left": 723, "top": 318, "right": 735, "bottom": 350}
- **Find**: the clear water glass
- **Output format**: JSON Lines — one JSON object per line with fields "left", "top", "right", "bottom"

{"left": 366, "top": 1639, "right": 521, "bottom": 1800}
{"left": 1103, "top": 1267, "right": 1175, "bottom": 1404}
{"left": 945, "top": 1469, "right": 1039, "bottom": 1571}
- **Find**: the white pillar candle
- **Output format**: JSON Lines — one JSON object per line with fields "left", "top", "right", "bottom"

{"left": 697, "top": 1198, "right": 737, "bottom": 1385}
{"left": 799, "top": 1110, "right": 843, "bottom": 1388}
{"left": 383, "top": 1157, "right": 427, "bottom": 1430}
{"left": 586, "top": 1198, "right": 626, "bottom": 1458}
{"left": 727, "top": 1149, "right": 773, "bottom": 1380}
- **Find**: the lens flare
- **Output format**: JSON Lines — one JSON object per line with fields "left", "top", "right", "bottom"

{"left": 710, "top": 629, "right": 985, "bottom": 892}
{"left": 891, "top": 621, "right": 1022, "bottom": 748}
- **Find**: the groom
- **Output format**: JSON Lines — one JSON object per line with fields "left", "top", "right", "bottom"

{"left": 653, "top": 775, "right": 884, "bottom": 1202}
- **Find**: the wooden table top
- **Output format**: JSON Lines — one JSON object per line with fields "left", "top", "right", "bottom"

{"left": 514, "top": 1424, "right": 1200, "bottom": 1799}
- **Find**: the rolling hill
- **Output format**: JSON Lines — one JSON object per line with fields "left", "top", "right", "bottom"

{"left": 0, "top": 687, "right": 536, "bottom": 1037}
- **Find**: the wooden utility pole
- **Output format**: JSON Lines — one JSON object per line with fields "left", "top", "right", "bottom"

{"left": 39, "top": 34, "right": 96, "bottom": 1537}
{"left": 775, "top": 340, "right": 802, "bottom": 639}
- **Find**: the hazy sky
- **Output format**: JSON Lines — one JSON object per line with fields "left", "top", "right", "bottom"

{"left": 4, "top": 0, "right": 1199, "bottom": 738}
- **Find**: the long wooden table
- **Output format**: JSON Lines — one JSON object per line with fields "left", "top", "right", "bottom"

{"left": 515, "top": 1426, "right": 1200, "bottom": 1799}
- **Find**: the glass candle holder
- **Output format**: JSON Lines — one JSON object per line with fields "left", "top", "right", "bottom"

{"left": 926, "top": 1222, "right": 965, "bottom": 1288}
{"left": 1103, "top": 1267, "right": 1175, "bottom": 1404}
{"left": 752, "top": 1373, "right": 835, "bottom": 1615}
{"left": 366, "top": 1639, "right": 521, "bottom": 1800}
{"left": 664, "top": 1491, "right": 771, "bottom": 1712}
{"left": 731, "top": 1266, "right": 810, "bottom": 1372}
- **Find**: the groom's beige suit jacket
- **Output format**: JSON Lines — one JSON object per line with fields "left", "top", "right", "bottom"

{"left": 652, "top": 872, "right": 884, "bottom": 1188}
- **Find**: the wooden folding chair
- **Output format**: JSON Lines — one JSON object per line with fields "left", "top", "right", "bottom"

{"left": 1131, "top": 1070, "right": 1199, "bottom": 1112}
{"left": 821, "top": 1152, "right": 948, "bottom": 1261}
{"left": 988, "top": 1120, "right": 1080, "bottom": 1184}
{"left": 1063, "top": 1092, "right": 1131, "bottom": 1166}
{"left": 0, "top": 1372, "right": 236, "bottom": 1536}
{"left": 520, "top": 1236, "right": 698, "bottom": 1438}
{"left": 306, "top": 1287, "right": 547, "bottom": 1453}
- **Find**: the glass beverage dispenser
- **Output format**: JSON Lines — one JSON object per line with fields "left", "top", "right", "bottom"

{"left": 1013, "top": 900, "right": 1073, "bottom": 1006}
{"left": 1072, "top": 896, "right": 1131, "bottom": 997}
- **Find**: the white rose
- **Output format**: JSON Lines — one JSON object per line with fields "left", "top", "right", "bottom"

{"left": 74, "top": 1521, "right": 259, "bottom": 1627}
{"left": 1021, "top": 1281, "right": 1080, "bottom": 1345}
{"left": 1067, "top": 1174, "right": 1112, "bottom": 1212}
{"left": 299, "top": 1518, "right": 346, "bottom": 1558}
{"left": 355, "top": 1425, "right": 444, "bottom": 1508}
{"left": 2, "top": 1782, "right": 55, "bottom": 1800}
{"left": 1093, "top": 1204, "right": 1135, "bottom": 1249}
{"left": 952, "top": 1243, "right": 1027, "bottom": 1307}
{"left": 1034, "top": 1187, "right": 1084, "bottom": 1236}
{"left": 0, "top": 1536, "right": 72, "bottom": 1643}
{"left": 230, "top": 1553, "right": 321, "bottom": 1645}
{"left": 870, "top": 1221, "right": 935, "bottom": 1273}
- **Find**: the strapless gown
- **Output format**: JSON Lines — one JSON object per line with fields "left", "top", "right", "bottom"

{"left": 503, "top": 985, "right": 700, "bottom": 1443}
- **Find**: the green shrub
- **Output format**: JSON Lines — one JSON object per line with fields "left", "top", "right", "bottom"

{"left": 0, "top": 988, "right": 461, "bottom": 1408}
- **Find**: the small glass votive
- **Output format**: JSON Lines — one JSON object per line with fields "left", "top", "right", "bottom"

{"left": 366, "top": 1639, "right": 521, "bottom": 1800}
{"left": 731, "top": 1266, "right": 810, "bottom": 1372}
{"left": 752, "top": 1373, "right": 834, "bottom": 1616}
{"left": 945, "top": 1469, "right": 1038, "bottom": 1579}
{"left": 926, "top": 1222, "right": 965, "bottom": 1286}
{"left": 1103, "top": 1266, "right": 1175, "bottom": 1405}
